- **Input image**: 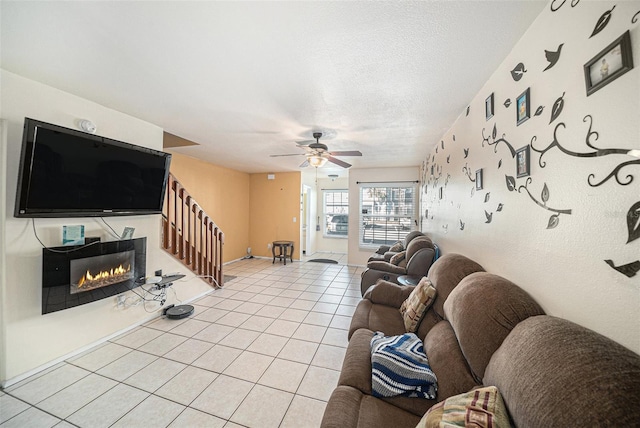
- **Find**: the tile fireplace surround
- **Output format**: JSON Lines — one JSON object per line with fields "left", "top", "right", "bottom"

{"left": 1, "top": 254, "right": 361, "bottom": 428}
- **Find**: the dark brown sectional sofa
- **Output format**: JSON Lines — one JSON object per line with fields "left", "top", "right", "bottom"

{"left": 321, "top": 253, "right": 640, "bottom": 427}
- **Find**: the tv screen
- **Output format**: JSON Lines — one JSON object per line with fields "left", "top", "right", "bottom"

{"left": 15, "top": 118, "right": 172, "bottom": 218}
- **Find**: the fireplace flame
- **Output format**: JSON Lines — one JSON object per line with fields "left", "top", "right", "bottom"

{"left": 77, "top": 264, "right": 131, "bottom": 288}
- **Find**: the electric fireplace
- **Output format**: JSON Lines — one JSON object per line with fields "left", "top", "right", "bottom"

{"left": 42, "top": 237, "right": 146, "bottom": 314}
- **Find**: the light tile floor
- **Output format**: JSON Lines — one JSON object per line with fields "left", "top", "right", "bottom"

{"left": 1, "top": 254, "right": 363, "bottom": 428}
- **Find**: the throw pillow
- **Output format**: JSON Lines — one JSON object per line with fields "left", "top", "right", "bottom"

{"left": 399, "top": 277, "right": 437, "bottom": 332}
{"left": 370, "top": 332, "right": 437, "bottom": 399}
{"left": 415, "top": 386, "right": 512, "bottom": 428}
{"left": 389, "top": 241, "right": 404, "bottom": 252}
{"left": 390, "top": 251, "right": 406, "bottom": 265}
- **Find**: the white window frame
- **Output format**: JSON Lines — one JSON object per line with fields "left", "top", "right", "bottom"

{"left": 358, "top": 183, "right": 418, "bottom": 249}
{"left": 323, "top": 189, "right": 349, "bottom": 239}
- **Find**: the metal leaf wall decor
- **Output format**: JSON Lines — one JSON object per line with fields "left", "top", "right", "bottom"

{"left": 484, "top": 211, "right": 493, "bottom": 223}
{"left": 510, "top": 63, "right": 527, "bottom": 81}
{"left": 535, "top": 106, "right": 545, "bottom": 116}
{"left": 497, "top": 203, "right": 504, "bottom": 212}
{"left": 627, "top": 201, "right": 640, "bottom": 244}
{"left": 459, "top": 220, "right": 465, "bottom": 230}
{"left": 550, "top": 93, "right": 565, "bottom": 124}
{"left": 462, "top": 163, "right": 477, "bottom": 182}
{"left": 530, "top": 116, "right": 640, "bottom": 186}
{"left": 504, "top": 99, "right": 512, "bottom": 108}
{"left": 550, "top": 0, "right": 580, "bottom": 12}
{"left": 466, "top": 106, "right": 470, "bottom": 116}
{"left": 590, "top": 5, "right": 616, "bottom": 38}
{"left": 633, "top": 11, "right": 639, "bottom": 23}
{"left": 506, "top": 176, "right": 572, "bottom": 229}
{"left": 482, "top": 124, "right": 517, "bottom": 157}
{"left": 484, "top": 193, "right": 491, "bottom": 203}
{"left": 464, "top": 148, "right": 469, "bottom": 158}
{"left": 498, "top": 159, "right": 503, "bottom": 169}
{"left": 604, "top": 259, "right": 640, "bottom": 278}
{"left": 447, "top": 155, "right": 450, "bottom": 164}
{"left": 543, "top": 44, "right": 564, "bottom": 71}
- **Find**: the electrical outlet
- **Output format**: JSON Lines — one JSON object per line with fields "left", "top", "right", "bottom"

{"left": 267, "top": 243, "right": 272, "bottom": 250}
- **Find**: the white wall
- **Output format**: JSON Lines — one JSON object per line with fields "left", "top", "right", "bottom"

{"left": 0, "top": 70, "right": 213, "bottom": 382}
{"left": 348, "top": 167, "right": 420, "bottom": 266}
{"left": 420, "top": 2, "right": 639, "bottom": 353}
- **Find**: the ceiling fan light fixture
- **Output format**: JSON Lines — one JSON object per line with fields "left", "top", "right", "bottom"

{"left": 308, "top": 155, "right": 328, "bottom": 168}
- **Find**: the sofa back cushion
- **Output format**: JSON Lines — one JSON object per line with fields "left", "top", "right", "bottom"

{"left": 429, "top": 254, "right": 485, "bottom": 319}
{"left": 484, "top": 316, "right": 640, "bottom": 427}
{"left": 405, "top": 236, "right": 433, "bottom": 260}
{"left": 443, "top": 272, "right": 544, "bottom": 381}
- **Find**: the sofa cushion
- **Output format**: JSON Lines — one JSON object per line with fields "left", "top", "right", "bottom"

{"left": 429, "top": 253, "right": 485, "bottom": 319}
{"left": 370, "top": 332, "right": 437, "bottom": 399}
{"left": 399, "top": 278, "right": 437, "bottom": 332}
{"left": 416, "top": 386, "right": 511, "bottom": 428}
{"left": 484, "top": 316, "right": 640, "bottom": 427}
{"left": 321, "top": 386, "right": 422, "bottom": 428}
{"left": 405, "top": 236, "right": 433, "bottom": 260}
{"left": 424, "top": 321, "right": 479, "bottom": 401}
{"left": 339, "top": 328, "right": 437, "bottom": 416}
{"left": 443, "top": 272, "right": 544, "bottom": 382}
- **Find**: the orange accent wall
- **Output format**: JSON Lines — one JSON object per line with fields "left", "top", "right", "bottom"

{"left": 249, "top": 172, "right": 301, "bottom": 259}
{"left": 167, "top": 151, "right": 250, "bottom": 262}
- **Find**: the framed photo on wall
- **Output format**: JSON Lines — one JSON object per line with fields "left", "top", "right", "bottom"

{"left": 475, "top": 169, "right": 483, "bottom": 190}
{"left": 516, "top": 88, "right": 530, "bottom": 126}
{"left": 516, "top": 145, "right": 530, "bottom": 178}
{"left": 485, "top": 93, "right": 494, "bottom": 121}
{"left": 584, "top": 30, "right": 634, "bottom": 96}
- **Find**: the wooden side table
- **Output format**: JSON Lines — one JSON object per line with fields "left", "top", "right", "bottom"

{"left": 272, "top": 240, "right": 294, "bottom": 265}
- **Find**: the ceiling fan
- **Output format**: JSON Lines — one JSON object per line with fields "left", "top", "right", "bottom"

{"left": 270, "top": 132, "right": 362, "bottom": 168}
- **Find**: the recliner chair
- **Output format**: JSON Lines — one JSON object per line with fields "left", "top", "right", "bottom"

{"left": 360, "top": 236, "right": 437, "bottom": 295}
{"left": 367, "top": 231, "right": 425, "bottom": 263}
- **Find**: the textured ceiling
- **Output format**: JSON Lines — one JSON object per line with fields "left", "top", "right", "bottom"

{"left": 1, "top": 1, "right": 546, "bottom": 175}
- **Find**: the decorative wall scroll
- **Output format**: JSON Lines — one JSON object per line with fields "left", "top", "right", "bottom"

{"left": 584, "top": 31, "right": 634, "bottom": 96}
{"left": 462, "top": 163, "right": 476, "bottom": 182}
{"left": 550, "top": 0, "right": 580, "bottom": 12}
{"left": 482, "top": 124, "right": 516, "bottom": 157}
{"left": 633, "top": 11, "right": 640, "bottom": 23}
{"left": 485, "top": 94, "right": 494, "bottom": 120}
{"left": 531, "top": 115, "right": 640, "bottom": 187}
{"left": 516, "top": 88, "right": 531, "bottom": 126}
{"left": 604, "top": 259, "right": 640, "bottom": 278}
{"left": 544, "top": 44, "right": 563, "bottom": 71}
{"left": 516, "top": 145, "right": 531, "bottom": 178}
{"left": 505, "top": 176, "right": 572, "bottom": 229}
{"left": 590, "top": 5, "right": 616, "bottom": 38}
{"left": 510, "top": 63, "right": 527, "bottom": 81}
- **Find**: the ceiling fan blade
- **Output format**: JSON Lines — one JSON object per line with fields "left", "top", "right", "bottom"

{"left": 299, "top": 159, "right": 310, "bottom": 168}
{"left": 270, "top": 153, "right": 304, "bottom": 157}
{"left": 329, "top": 150, "right": 362, "bottom": 157}
{"left": 327, "top": 156, "right": 352, "bottom": 168}
{"left": 295, "top": 140, "right": 315, "bottom": 146}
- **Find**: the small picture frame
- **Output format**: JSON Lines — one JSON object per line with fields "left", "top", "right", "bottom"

{"left": 485, "top": 93, "right": 494, "bottom": 121}
{"left": 516, "top": 88, "right": 530, "bottom": 126}
{"left": 121, "top": 227, "right": 135, "bottom": 240}
{"left": 516, "top": 145, "right": 530, "bottom": 178}
{"left": 475, "top": 169, "right": 483, "bottom": 190}
{"left": 584, "top": 30, "right": 634, "bottom": 96}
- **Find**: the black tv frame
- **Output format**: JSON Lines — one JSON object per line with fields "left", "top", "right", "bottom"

{"left": 14, "top": 118, "right": 171, "bottom": 218}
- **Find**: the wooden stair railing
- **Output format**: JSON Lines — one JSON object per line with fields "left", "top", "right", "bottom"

{"left": 162, "top": 173, "right": 224, "bottom": 287}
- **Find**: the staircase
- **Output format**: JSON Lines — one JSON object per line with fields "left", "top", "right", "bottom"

{"left": 162, "top": 173, "right": 224, "bottom": 287}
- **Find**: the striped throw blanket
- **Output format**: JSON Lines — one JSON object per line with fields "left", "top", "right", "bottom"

{"left": 370, "top": 332, "right": 437, "bottom": 399}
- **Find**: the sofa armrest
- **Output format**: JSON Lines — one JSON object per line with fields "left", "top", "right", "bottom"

{"left": 365, "top": 280, "right": 415, "bottom": 308}
{"left": 366, "top": 261, "right": 406, "bottom": 275}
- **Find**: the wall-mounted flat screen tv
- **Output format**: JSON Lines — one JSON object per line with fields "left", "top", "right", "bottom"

{"left": 15, "top": 118, "right": 172, "bottom": 218}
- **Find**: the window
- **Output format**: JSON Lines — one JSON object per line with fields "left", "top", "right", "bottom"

{"left": 359, "top": 185, "right": 416, "bottom": 247}
{"left": 324, "top": 190, "right": 349, "bottom": 237}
